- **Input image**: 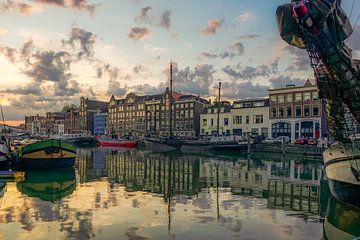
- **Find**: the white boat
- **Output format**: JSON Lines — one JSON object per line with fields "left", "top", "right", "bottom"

{"left": 323, "top": 140, "right": 360, "bottom": 208}
{"left": 50, "top": 131, "right": 97, "bottom": 145}
{"left": 0, "top": 136, "right": 10, "bottom": 167}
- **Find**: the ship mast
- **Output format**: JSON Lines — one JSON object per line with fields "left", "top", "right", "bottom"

{"left": 217, "top": 82, "right": 222, "bottom": 136}
{"left": 169, "top": 61, "right": 173, "bottom": 138}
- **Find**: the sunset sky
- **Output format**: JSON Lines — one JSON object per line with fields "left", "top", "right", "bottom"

{"left": 0, "top": 0, "right": 359, "bottom": 125}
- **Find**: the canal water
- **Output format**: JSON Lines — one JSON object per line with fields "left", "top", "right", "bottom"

{"left": 0, "top": 147, "right": 354, "bottom": 239}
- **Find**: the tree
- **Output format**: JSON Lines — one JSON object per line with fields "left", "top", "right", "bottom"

{"left": 62, "top": 104, "right": 77, "bottom": 112}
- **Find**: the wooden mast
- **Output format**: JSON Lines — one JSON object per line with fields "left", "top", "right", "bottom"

{"left": 169, "top": 60, "right": 173, "bottom": 138}
{"left": 217, "top": 81, "right": 221, "bottom": 136}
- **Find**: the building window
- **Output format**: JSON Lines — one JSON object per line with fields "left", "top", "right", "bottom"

{"left": 287, "top": 106, "right": 292, "bottom": 117}
{"left": 270, "top": 95, "right": 277, "bottom": 103}
{"left": 253, "top": 115, "right": 263, "bottom": 124}
{"left": 233, "top": 129, "right": 242, "bottom": 135}
{"left": 295, "top": 93, "right": 302, "bottom": 102}
{"left": 304, "top": 105, "right": 310, "bottom": 116}
{"left": 313, "top": 104, "right": 319, "bottom": 116}
{"left": 271, "top": 108, "right": 277, "bottom": 118}
{"left": 211, "top": 118, "right": 214, "bottom": 126}
{"left": 278, "top": 94, "right": 284, "bottom": 103}
{"left": 296, "top": 106, "right": 302, "bottom": 117}
{"left": 246, "top": 116, "right": 249, "bottom": 124}
{"left": 313, "top": 92, "right": 318, "bottom": 101}
{"left": 304, "top": 92, "right": 311, "bottom": 102}
{"left": 202, "top": 119, "right": 207, "bottom": 126}
{"left": 272, "top": 122, "right": 291, "bottom": 138}
{"left": 233, "top": 116, "right": 242, "bottom": 125}
{"left": 279, "top": 107, "right": 284, "bottom": 117}
{"left": 224, "top": 118, "right": 229, "bottom": 126}
{"left": 286, "top": 94, "right": 293, "bottom": 103}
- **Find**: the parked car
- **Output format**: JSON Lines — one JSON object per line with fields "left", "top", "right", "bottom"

{"left": 262, "top": 136, "right": 290, "bottom": 144}
{"left": 307, "top": 137, "right": 317, "bottom": 145}
{"left": 262, "top": 138, "right": 277, "bottom": 144}
{"left": 295, "top": 138, "right": 308, "bottom": 145}
{"left": 275, "top": 136, "right": 290, "bottom": 144}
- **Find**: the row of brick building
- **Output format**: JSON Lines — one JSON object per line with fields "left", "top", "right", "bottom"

{"left": 25, "top": 80, "right": 328, "bottom": 141}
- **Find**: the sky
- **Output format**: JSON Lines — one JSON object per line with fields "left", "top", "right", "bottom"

{"left": 0, "top": 0, "right": 359, "bottom": 125}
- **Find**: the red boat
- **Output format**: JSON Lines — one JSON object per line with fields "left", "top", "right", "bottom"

{"left": 98, "top": 135, "right": 137, "bottom": 148}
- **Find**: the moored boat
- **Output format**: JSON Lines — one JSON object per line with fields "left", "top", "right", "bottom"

{"left": 50, "top": 131, "right": 97, "bottom": 147}
{"left": 323, "top": 196, "right": 360, "bottom": 240}
{"left": 13, "top": 139, "right": 76, "bottom": 170}
{"left": 0, "top": 170, "right": 25, "bottom": 180}
{"left": 99, "top": 135, "right": 137, "bottom": 148}
{"left": 323, "top": 141, "right": 360, "bottom": 209}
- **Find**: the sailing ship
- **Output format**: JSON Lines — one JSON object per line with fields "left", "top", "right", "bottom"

{"left": 323, "top": 196, "right": 360, "bottom": 240}
{"left": 180, "top": 82, "right": 248, "bottom": 152}
{"left": 276, "top": 0, "right": 360, "bottom": 208}
{"left": 144, "top": 61, "right": 181, "bottom": 150}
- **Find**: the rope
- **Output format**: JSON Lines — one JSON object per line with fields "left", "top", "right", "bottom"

{"left": 349, "top": 0, "right": 356, "bottom": 19}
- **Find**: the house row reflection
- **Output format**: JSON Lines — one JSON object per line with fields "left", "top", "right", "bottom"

{"left": 76, "top": 148, "right": 326, "bottom": 213}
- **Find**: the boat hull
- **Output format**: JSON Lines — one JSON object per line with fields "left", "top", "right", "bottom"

{"left": 323, "top": 141, "right": 360, "bottom": 208}
{"left": 143, "top": 138, "right": 179, "bottom": 151}
{"left": 15, "top": 139, "right": 76, "bottom": 170}
{"left": 99, "top": 141, "right": 136, "bottom": 148}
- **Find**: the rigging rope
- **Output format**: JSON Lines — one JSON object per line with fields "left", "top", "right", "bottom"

{"left": 350, "top": 0, "right": 356, "bottom": 19}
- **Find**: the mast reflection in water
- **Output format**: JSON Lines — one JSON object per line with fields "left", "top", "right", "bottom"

{"left": 0, "top": 147, "right": 344, "bottom": 239}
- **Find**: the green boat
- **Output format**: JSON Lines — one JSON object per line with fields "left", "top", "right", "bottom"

{"left": 17, "top": 168, "right": 76, "bottom": 202}
{"left": 13, "top": 139, "right": 76, "bottom": 170}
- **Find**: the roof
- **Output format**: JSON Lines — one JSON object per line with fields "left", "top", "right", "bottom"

{"left": 233, "top": 97, "right": 269, "bottom": 103}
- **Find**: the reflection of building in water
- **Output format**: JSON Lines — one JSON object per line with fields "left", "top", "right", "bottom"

{"left": 199, "top": 158, "right": 269, "bottom": 197}
{"left": 76, "top": 148, "right": 202, "bottom": 197}
{"left": 106, "top": 152, "right": 201, "bottom": 197}
{"left": 266, "top": 159, "right": 328, "bottom": 216}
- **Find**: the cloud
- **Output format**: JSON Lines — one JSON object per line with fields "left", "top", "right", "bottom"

{"left": 167, "top": 63, "right": 215, "bottom": 95}
{"left": 200, "top": 42, "right": 244, "bottom": 60}
{"left": 33, "top": 0, "right": 97, "bottom": 14}
{"left": 159, "top": 9, "right": 171, "bottom": 30}
{"left": 0, "top": 28, "right": 8, "bottom": 36}
{"left": 0, "top": 0, "right": 42, "bottom": 15}
{"left": 144, "top": 44, "right": 168, "bottom": 53}
{"left": 132, "top": 64, "right": 149, "bottom": 75}
{"left": 130, "top": 83, "right": 162, "bottom": 95}
{"left": 223, "top": 60, "right": 278, "bottom": 80}
{"left": 230, "top": 42, "right": 244, "bottom": 55}
{"left": 135, "top": 6, "right": 153, "bottom": 24}
{"left": 268, "top": 75, "right": 305, "bottom": 89}
{"left": 1, "top": 83, "right": 42, "bottom": 95}
{"left": 238, "top": 34, "right": 260, "bottom": 40}
{"left": 200, "top": 52, "right": 218, "bottom": 59}
{"left": 211, "top": 81, "right": 268, "bottom": 99}
{"left": 283, "top": 45, "right": 310, "bottom": 71}
{"left": 236, "top": 11, "right": 254, "bottom": 23}
{"left": 200, "top": 19, "right": 224, "bottom": 35}
{"left": 62, "top": 27, "right": 96, "bottom": 59}
{"left": 107, "top": 80, "right": 127, "bottom": 97}
{"left": 0, "top": 45, "right": 17, "bottom": 63}
{"left": 0, "top": 39, "right": 82, "bottom": 97}
{"left": 128, "top": 27, "right": 152, "bottom": 41}
{"left": 0, "top": 0, "right": 97, "bottom": 15}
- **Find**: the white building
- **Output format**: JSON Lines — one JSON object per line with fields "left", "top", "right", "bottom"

{"left": 268, "top": 80, "right": 327, "bottom": 142}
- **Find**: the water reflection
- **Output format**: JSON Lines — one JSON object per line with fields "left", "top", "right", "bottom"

{"left": 324, "top": 196, "right": 360, "bottom": 240}
{"left": 0, "top": 148, "right": 334, "bottom": 239}
{"left": 17, "top": 169, "right": 76, "bottom": 202}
